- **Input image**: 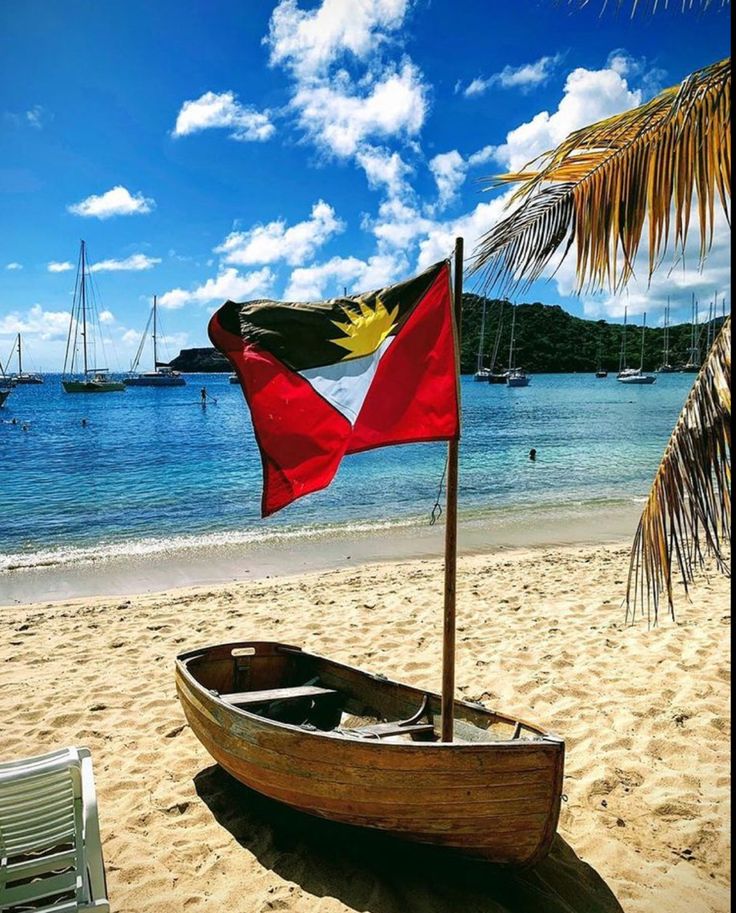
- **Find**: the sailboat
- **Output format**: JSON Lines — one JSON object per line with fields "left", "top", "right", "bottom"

{"left": 124, "top": 296, "right": 186, "bottom": 387}
{"left": 656, "top": 297, "right": 677, "bottom": 373}
{"left": 473, "top": 299, "right": 492, "bottom": 381}
{"left": 176, "top": 242, "right": 564, "bottom": 866}
{"left": 680, "top": 293, "right": 701, "bottom": 373}
{"left": 617, "top": 312, "right": 656, "bottom": 384}
{"left": 505, "top": 304, "right": 529, "bottom": 387}
{"left": 486, "top": 300, "right": 508, "bottom": 384}
{"left": 6, "top": 334, "right": 43, "bottom": 384}
{"left": 62, "top": 241, "right": 125, "bottom": 394}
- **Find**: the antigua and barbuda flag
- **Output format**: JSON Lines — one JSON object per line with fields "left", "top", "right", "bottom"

{"left": 209, "top": 260, "right": 459, "bottom": 517}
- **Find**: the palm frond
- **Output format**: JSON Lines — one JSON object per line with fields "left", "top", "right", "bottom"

{"left": 627, "top": 317, "right": 731, "bottom": 624}
{"left": 564, "top": 0, "right": 729, "bottom": 14}
{"left": 472, "top": 57, "right": 731, "bottom": 294}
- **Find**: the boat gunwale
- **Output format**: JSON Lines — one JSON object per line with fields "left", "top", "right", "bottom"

{"left": 175, "top": 640, "right": 565, "bottom": 751}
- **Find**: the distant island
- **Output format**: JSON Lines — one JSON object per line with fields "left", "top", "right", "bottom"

{"left": 169, "top": 297, "right": 723, "bottom": 374}
{"left": 168, "top": 347, "right": 230, "bottom": 373}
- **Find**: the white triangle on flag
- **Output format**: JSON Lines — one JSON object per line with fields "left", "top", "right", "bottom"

{"left": 299, "top": 336, "right": 394, "bottom": 426}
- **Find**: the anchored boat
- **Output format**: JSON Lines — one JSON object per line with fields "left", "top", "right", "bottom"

{"left": 124, "top": 295, "right": 186, "bottom": 387}
{"left": 5, "top": 334, "right": 43, "bottom": 384}
{"left": 62, "top": 241, "right": 124, "bottom": 394}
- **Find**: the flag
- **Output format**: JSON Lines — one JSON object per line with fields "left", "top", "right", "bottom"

{"left": 209, "top": 260, "right": 459, "bottom": 517}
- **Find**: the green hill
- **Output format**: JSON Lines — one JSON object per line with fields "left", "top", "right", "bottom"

{"left": 169, "top": 297, "right": 723, "bottom": 374}
{"left": 460, "top": 294, "right": 723, "bottom": 374}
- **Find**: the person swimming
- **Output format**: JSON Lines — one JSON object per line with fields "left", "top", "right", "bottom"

{"left": 529, "top": 448, "right": 537, "bottom": 461}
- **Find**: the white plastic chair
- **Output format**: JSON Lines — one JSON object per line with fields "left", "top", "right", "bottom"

{"left": 0, "top": 747, "right": 109, "bottom": 912}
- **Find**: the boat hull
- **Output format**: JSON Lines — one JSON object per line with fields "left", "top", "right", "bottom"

{"left": 0, "top": 389, "right": 9, "bottom": 407}
{"left": 617, "top": 375, "right": 656, "bottom": 385}
{"left": 176, "top": 641, "right": 564, "bottom": 866}
{"left": 62, "top": 380, "right": 125, "bottom": 393}
{"left": 506, "top": 376, "right": 530, "bottom": 387}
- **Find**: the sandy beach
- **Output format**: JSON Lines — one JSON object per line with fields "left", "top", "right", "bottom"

{"left": 0, "top": 541, "right": 730, "bottom": 913}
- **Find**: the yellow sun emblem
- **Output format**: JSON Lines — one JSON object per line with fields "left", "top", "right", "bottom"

{"left": 329, "top": 296, "right": 400, "bottom": 360}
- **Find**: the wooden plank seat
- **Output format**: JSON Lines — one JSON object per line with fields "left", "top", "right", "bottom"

{"left": 220, "top": 685, "right": 337, "bottom": 707}
{"left": 344, "top": 721, "right": 435, "bottom": 740}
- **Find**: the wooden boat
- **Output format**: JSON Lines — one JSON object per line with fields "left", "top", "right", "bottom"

{"left": 176, "top": 640, "right": 564, "bottom": 866}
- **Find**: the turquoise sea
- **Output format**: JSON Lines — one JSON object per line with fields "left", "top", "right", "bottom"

{"left": 0, "top": 372, "right": 694, "bottom": 574}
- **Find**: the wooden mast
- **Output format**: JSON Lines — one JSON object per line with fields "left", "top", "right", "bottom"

{"left": 441, "top": 236, "right": 463, "bottom": 743}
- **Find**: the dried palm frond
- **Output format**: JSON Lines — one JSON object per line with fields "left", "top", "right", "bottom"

{"left": 627, "top": 317, "right": 731, "bottom": 624}
{"left": 565, "top": 0, "right": 729, "bottom": 13}
{"left": 472, "top": 57, "right": 731, "bottom": 296}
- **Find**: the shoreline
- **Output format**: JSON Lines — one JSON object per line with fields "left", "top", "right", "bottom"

{"left": 0, "top": 499, "right": 642, "bottom": 606}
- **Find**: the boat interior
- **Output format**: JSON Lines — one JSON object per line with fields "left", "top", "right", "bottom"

{"left": 179, "top": 641, "right": 550, "bottom": 745}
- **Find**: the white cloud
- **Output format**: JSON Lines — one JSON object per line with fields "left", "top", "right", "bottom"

{"left": 158, "top": 267, "right": 274, "bottom": 310}
{"left": 291, "top": 61, "right": 427, "bottom": 158}
{"left": 266, "top": 0, "right": 410, "bottom": 79}
{"left": 68, "top": 186, "right": 155, "bottom": 219}
{"left": 173, "top": 91, "right": 274, "bottom": 142}
{"left": 285, "top": 251, "right": 407, "bottom": 300}
{"left": 493, "top": 64, "right": 641, "bottom": 172}
{"left": 427, "top": 145, "right": 495, "bottom": 211}
{"left": 0, "top": 304, "right": 71, "bottom": 340}
{"left": 88, "top": 254, "right": 161, "bottom": 273}
{"left": 98, "top": 310, "right": 116, "bottom": 324}
{"left": 47, "top": 261, "right": 74, "bottom": 273}
{"left": 429, "top": 151, "right": 466, "bottom": 210}
{"left": 5, "top": 262, "right": 23, "bottom": 270}
{"left": 26, "top": 105, "right": 47, "bottom": 129}
{"left": 355, "top": 146, "right": 412, "bottom": 198}
{"left": 266, "top": 0, "right": 426, "bottom": 203}
{"left": 215, "top": 201, "right": 344, "bottom": 266}
{"left": 462, "top": 54, "right": 562, "bottom": 97}
{"left": 606, "top": 50, "right": 667, "bottom": 99}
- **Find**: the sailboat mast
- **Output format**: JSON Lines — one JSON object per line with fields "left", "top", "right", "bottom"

{"left": 620, "top": 306, "right": 628, "bottom": 372}
{"left": 441, "top": 236, "right": 463, "bottom": 744}
{"left": 663, "top": 298, "right": 670, "bottom": 363}
{"left": 640, "top": 312, "right": 646, "bottom": 371}
{"left": 477, "top": 300, "right": 486, "bottom": 373}
{"left": 81, "top": 240, "right": 88, "bottom": 376}
{"left": 508, "top": 305, "right": 516, "bottom": 371}
{"left": 153, "top": 295, "right": 158, "bottom": 370}
{"left": 17, "top": 333, "right": 22, "bottom": 374}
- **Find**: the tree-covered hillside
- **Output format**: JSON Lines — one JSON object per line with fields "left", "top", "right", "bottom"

{"left": 460, "top": 294, "right": 725, "bottom": 375}
{"left": 168, "top": 297, "right": 725, "bottom": 374}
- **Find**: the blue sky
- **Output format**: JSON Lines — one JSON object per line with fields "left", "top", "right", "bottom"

{"left": 0, "top": 0, "right": 730, "bottom": 371}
